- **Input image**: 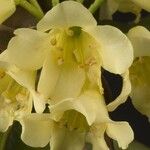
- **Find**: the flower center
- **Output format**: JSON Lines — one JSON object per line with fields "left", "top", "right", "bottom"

{"left": 130, "top": 56, "right": 150, "bottom": 86}
{"left": 0, "top": 71, "right": 30, "bottom": 113}
{"left": 50, "top": 27, "right": 100, "bottom": 70}
{"left": 58, "top": 110, "right": 89, "bottom": 132}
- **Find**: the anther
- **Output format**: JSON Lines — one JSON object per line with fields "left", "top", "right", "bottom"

{"left": 57, "top": 57, "right": 64, "bottom": 65}
{"left": 66, "top": 29, "right": 74, "bottom": 36}
{"left": 78, "top": 64, "right": 85, "bottom": 68}
{"left": 50, "top": 37, "right": 57, "bottom": 46}
{"left": 0, "top": 71, "right": 5, "bottom": 78}
{"left": 16, "top": 93, "right": 26, "bottom": 102}
{"left": 85, "top": 57, "right": 97, "bottom": 66}
{"left": 73, "top": 49, "right": 80, "bottom": 63}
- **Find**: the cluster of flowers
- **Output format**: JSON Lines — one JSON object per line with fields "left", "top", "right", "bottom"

{"left": 0, "top": 0, "right": 150, "bottom": 150}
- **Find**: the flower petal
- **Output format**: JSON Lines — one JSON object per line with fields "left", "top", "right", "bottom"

{"left": 0, "top": 59, "right": 36, "bottom": 95}
{"left": 131, "top": 86, "right": 150, "bottom": 117}
{"left": 0, "top": 111, "right": 13, "bottom": 132}
{"left": 7, "top": 66, "right": 36, "bottom": 89}
{"left": 50, "top": 90, "right": 109, "bottom": 125}
{"left": 51, "top": 63, "right": 85, "bottom": 102}
{"left": 31, "top": 91, "right": 46, "bottom": 113}
{"left": 38, "top": 50, "right": 86, "bottom": 102}
{"left": 106, "top": 121, "right": 134, "bottom": 149}
{"left": 37, "top": 50, "right": 61, "bottom": 99}
{"left": 130, "top": 57, "right": 150, "bottom": 117}
{"left": 37, "top": 1, "right": 97, "bottom": 32}
{"left": 0, "top": 0, "right": 16, "bottom": 24}
{"left": 85, "top": 25, "right": 133, "bottom": 74}
{"left": 127, "top": 26, "right": 150, "bottom": 58}
{"left": 50, "top": 123, "right": 85, "bottom": 150}
{"left": 107, "top": 71, "right": 131, "bottom": 111}
{"left": 86, "top": 124, "right": 109, "bottom": 150}
{"left": 20, "top": 114, "right": 52, "bottom": 147}
{"left": 0, "top": 71, "right": 12, "bottom": 94}
{"left": 4, "top": 28, "right": 50, "bottom": 70}
{"left": 131, "top": 0, "right": 150, "bottom": 12}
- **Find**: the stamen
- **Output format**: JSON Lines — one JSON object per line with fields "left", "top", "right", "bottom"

{"left": 0, "top": 71, "right": 5, "bottom": 78}
{"left": 66, "top": 29, "right": 74, "bottom": 36}
{"left": 73, "top": 49, "right": 81, "bottom": 63}
{"left": 78, "top": 63, "right": 85, "bottom": 68}
{"left": 85, "top": 57, "right": 97, "bottom": 66}
{"left": 50, "top": 37, "right": 57, "bottom": 46}
{"left": 16, "top": 93, "right": 26, "bottom": 102}
{"left": 57, "top": 57, "right": 64, "bottom": 65}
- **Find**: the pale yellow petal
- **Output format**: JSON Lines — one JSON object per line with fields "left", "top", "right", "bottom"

{"left": 131, "top": 0, "right": 150, "bottom": 12}
{"left": 0, "top": 111, "right": 13, "bottom": 132}
{"left": 31, "top": 90, "right": 46, "bottom": 113}
{"left": 7, "top": 66, "right": 36, "bottom": 90}
{"left": 86, "top": 124, "right": 109, "bottom": 150}
{"left": 127, "top": 26, "right": 150, "bottom": 58}
{"left": 50, "top": 123, "right": 85, "bottom": 150}
{"left": 107, "top": 71, "right": 131, "bottom": 111}
{"left": 117, "top": 0, "right": 141, "bottom": 14}
{"left": 86, "top": 25, "right": 133, "bottom": 74}
{"left": 37, "top": 1, "right": 96, "bottom": 32}
{"left": 50, "top": 90, "right": 109, "bottom": 125}
{"left": 106, "top": 121, "right": 134, "bottom": 149}
{"left": 37, "top": 50, "right": 61, "bottom": 99}
{"left": 131, "top": 86, "right": 150, "bottom": 117}
{"left": 5, "top": 28, "right": 50, "bottom": 70}
{"left": 88, "top": 136, "right": 109, "bottom": 150}
{"left": 0, "top": 71, "right": 12, "bottom": 94}
{"left": 130, "top": 57, "right": 150, "bottom": 117}
{"left": 0, "top": 60, "right": 11, "bottom": 70}
{"left": 20, "top": 114, "right": 52, "bottom": 147}
{"left": 51, "top": 62, "right": 85, "bottom": 102}
{"left": 0, "top": 0, "right": 16, "bottom": 24}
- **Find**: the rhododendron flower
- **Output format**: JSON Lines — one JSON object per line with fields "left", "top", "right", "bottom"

{"left": 19, "top": 90, "right": 133, "bottom": 150}
{"left": 100, "top": 0, "right": 150, "bottom": 21}
{"left": 0, "top": 61, "right": 35, "bottom": 131}
{"left": 128, "top": 26, "right": 150, "bottom": 119}
{"left": 1, "top": 1, "right": 133, "bottom": 113}
{"left": 0, "top": 0, "right": 16, "bottom": 24}
{"left": 0, "top": 1, "right": 134, "bottom": 149}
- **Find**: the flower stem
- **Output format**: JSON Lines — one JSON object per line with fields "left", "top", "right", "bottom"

{"left": 29, "top": 0, "right": 44, "bottom": 15}
{"left": 15, "top": 0, "right": 44, "bottom": 20}
{"left": 89, "top": 0, "right": 104, "bottom": 13}
{"left": 52, "top": 0, "right": 59, "bottom": 7}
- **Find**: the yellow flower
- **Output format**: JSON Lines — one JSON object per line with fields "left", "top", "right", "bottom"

{"left": 0, "top": 0, "right": 16, "bottom": 24}
{"left": 1, "top": 1, "right": 134, "bottom": 149}
{"left": 1, "top": 1, "right": 133, "bottom": 113}
{"left": 128, "top": 26, "right": 150, "bottom": 119}
{"left": 19, "top": 90, "right": 133, "bottom": 150}
{"left": 100, "top": 0, "right": 150, "bottom": 21}
{"left": 0, "top": 61, "right": 36, "bottom": 132}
